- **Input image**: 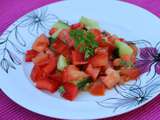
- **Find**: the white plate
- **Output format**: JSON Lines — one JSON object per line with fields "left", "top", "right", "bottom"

{"left": 1, "top": 0, "right": 160, "bottom": 119}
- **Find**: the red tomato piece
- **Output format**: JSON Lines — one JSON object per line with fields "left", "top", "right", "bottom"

{"left": 61, "top": 82, "right": 78, "bottom": 101}
{"left": 43, "top": 55, "right": 57, "bottom": 74}
{"left": 61, "top": 47, "right": 71, "bottom": 59}
{"left": 120, "top": 68, "right": 140, "bottom": 80}
{"left": 49, "top": 27, "right": 57, "bottom": 36}
{"left": 89, "top": 81, "right": 106, "bottom": 96}
{"left": 89, "top": 53, "right": 108, "bottom": 67}
{"left": 31, "top": 65, "right": 45, "bottom": 82}
{"left": 90, "top": 29, "right": 102, "bottom": 42}
{"left": 36, "top": 78, "right": 60, "bottom": 93}
{"left": 71, "top": 23, "right": 85, "bottom": 29}
{"left": 85, "top": 64, "right": 100, "bottom": 81}
{"left": 71, "top": 50, "right": 87, "bottom": 65}
{"left": 49, "top": 72, "right": 62, "bottom": 82}
{"left": 32, "top": 52, "right": 49, "bottom": 66}
{"left": 95, "top": 47, "right": 108, "bottom": 55}
{"left": 52, "top": 39, "right": 68, "bottom": 54}
{"left": 62, "top": 65, "right": 88, "bottom": 82}
{"left": 101, "top": 68, "right": 120, "bottom": 89}
{"left": 32, "top": 34, "right": 49, "bottom": 52}
{"left": 25, "top": 49, "right": 38, "bottom": 62}
{"left": 58, "top": 29, "right": 74, "bottom": 47}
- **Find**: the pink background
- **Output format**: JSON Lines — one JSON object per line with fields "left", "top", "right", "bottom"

{"left": 0, "top": 0, "right": 160, "bottom": 120}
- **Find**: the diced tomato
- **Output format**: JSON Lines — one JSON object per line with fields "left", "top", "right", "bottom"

{"left": 31, "top": 65, "right": 45, "bottom": 82}
{"left": 58, "top": 29, "right": 74, "bottom": 47}
{"left": 61, "top": 47, "right": 71, "bottom": 59}
{"left": 90, "top": 29, "right": 102, "bottom": 42}
{"left": 71, "top": 23, "right": 85, "bottom": 29}
{"left": 49, "top": 27, "right": 57, "bottom": 36}
{"left": 32, "top": 34, "right": 49, "bottom": 52}
{"left": 119, "top": 38, "right": 124, "bottom": 42}
{"left": 89, "top": 81, "right": 105, "bottom": 96}
{"left": 101, "top": 68, "right": 120, "bottom": 89}
{"left": 131, "top": 54, "right": 136, "bottom": 64}
{"left": 43, "top": 55, "right": 57, "bottom": 74}
{"left": 36, "top": 78, "right": 60, "bottom": 93}
{"left": 108, "top": 35, "right": 119, "bottom": 44}
{"left": 89, "top": 53, "right": 108, "bottom": 67}
{"left": 62, "top": 68, "right": 68, "bottom": 82}
{"left": 49, "top": 72, "right": 62, "bottom": 82}
{"left": 52, "top": 39, "right": 68, "bottom": 54}
{"left": 85, "top": 64, "right": 100, "bottom": 81}
{"left": 113, "top": 58, "right": 121, "bottom": 67}
{"left": 45, "top": 48, "right": 55, "bottom": 56}
{"left": 62, "top": 65, "right": 88, "bottom": 82}
{"left": 95, "top": 47, "right": 108, "bottom": 55}
{"left": 129, "top": 44, "right": 138, "bottom": 64}
{"left": 121, "top": 55, "right": 131, "bottom": 62}
{"left": 32, "top": 52, "right": 49, "bottom": 66}
{"left": 120, "top": 68, "right": 140, "bottom": 80}
{"left": 119, "top": 75, "right": 129, "bottom": 84}
{"left": 106, "top": 42, "right": 115, "bottom": 57}
{"left": 25, "top": 49, "right": 38, "bottom": 62}
{"left": 61, "top": 82, "right": 78, "bottom": 101}
{"left": 71, "top": 50, "right": 87, "bottom": 65}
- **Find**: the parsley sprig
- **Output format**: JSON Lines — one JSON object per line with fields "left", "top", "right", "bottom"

{"left": 70, "top": 29, "right": 98, "bottom": 59}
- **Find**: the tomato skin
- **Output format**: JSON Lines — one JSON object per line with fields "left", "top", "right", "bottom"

{"left": 62, "top": 65, "right": 88, "bottom": 82}
{"left": 95, "top": 47, "right": 108, "bottom": 55}
{"left": 49, "top": 27, "right": 57, "bottom": 36}
{"left": 62, "top": 68, "right": 69, "bottom": 82}
{"left": 32, "top": 34, "right": 49, "bottom": 52}
{"left": 36, "top": 78, "right": 60, "bottom": 93}
{"left": 89, "top": 53, "right": 108, "bottom": 67}
{"left": 32, "top": 52, "right": 49, "bottom": 66}
{"left": 31, "top": 65, "right": 45, "bottom": 82}
{"left": 85, "top": 64, "right": 100, "bottom": 81}
{"left": 43, "top": 55, "right": 57, "bottom": 74}
{"left": 71, "top": 50, "right": 87, "bottom": 65}
{"left": 89, "top": 81, "right": 105, "bottom": 96}
{"left": 52, "top": 39, "right": 68, "bottom": 54}
{"left": 58, "top": 29, "right": 74, "bottom": 47}
{"left": 101, "top": 68, "right": 120, "bottom": 89}
{"left": 71, "top": 23, "right": 85, "bottom": 29}
{"left": 49, "top": 73, "right": 62, "bottom": 82}
{"left": 90, "top": 29, "right": 102, "bottom": 42}
{"left": 25, "top": 50, "right": 38, "bottom": 62}
{"left": 120, "top": 68, "right": 140, "bottom": 80}
{"left": 61, "top": 82, "right": 78, "bottom": 101}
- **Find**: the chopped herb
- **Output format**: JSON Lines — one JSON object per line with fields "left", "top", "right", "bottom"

{"left": 48, "top": 37, "right": 56, "bottom": 44}
{"left": 58, "top": 86, "right": 65, "bottom": 94}
{"left": 70, "top": 29, "right": 98, "bottom": 59}
{"left": 77, "top": 78, "right": 92, "bottom": 90}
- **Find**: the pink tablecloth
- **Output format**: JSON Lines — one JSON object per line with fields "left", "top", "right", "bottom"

{"left": 0, "top": 0, "right": 160, "bottom": 120}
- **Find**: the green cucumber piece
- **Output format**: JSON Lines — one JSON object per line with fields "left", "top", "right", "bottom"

{"left": 51, "top": 21, "right": 69, "bottom": 39}
{"left": 57, "top": 55, "right": 68, "bottom": 71}
{"left": 115, "top": 41, "right": 133, "bottom": 56}
{"left": 80, "top": 16, "right": 100, "bottom": 29}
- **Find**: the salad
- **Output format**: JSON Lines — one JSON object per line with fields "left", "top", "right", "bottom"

{"left": 25, "top": 17, "right": 140, "bottom": 101}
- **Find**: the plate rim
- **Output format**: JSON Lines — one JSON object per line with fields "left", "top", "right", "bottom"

{"left": 1, "top": 0, "right": 160, "bottom": 119}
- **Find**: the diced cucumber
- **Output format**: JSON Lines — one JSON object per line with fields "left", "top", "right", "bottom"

{"left": 57, "top": 55, "right": 68, "bottom": 71}
{"left": 51, "top": 29, "right": 62, "bottom": 39}
{"left": 53, "top": 20, "right": 69, "bottom": 29}
{"left": 51, "top": 21, "right": 69, "bottom": 39}
{"left": 115, "top": 41, "right": 133, "bottom": 56}
{"left": 80, "top": 16, "right": 100, "bottom": 29}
